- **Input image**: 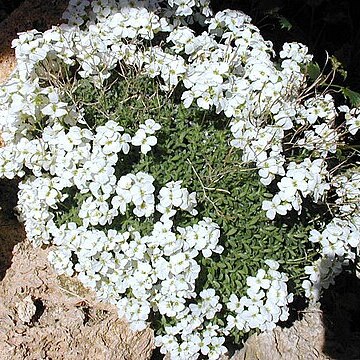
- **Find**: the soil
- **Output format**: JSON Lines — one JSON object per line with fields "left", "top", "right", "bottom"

{"left": 1, "top": 1, "right": 360, "bottom": 360}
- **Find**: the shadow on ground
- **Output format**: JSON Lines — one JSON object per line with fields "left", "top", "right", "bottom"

{"left": 321, "top": 271, "right": 360, "bottom": 360}
{"left": 0, "top": 178, "right": 24, "bottom": 281}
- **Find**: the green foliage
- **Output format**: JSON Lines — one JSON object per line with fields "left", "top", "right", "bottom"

{"left": 330, "top": 55, "right": 347, "bottom": 80}
{"left": 277, "top": 15, "right": 292, "bottom": 30}
{"left": 305, "top": 57, "right": 360, "bottom": 108}
{"left": 59, "top": 71, "right": 318, "bottom": 342}
{"left": 341, "top": 87, "right": 360, "bottom": 108}
{"left": 306, "top": 62, "right": 321, "bottom": 82}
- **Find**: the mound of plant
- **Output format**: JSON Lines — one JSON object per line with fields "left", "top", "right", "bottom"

{"left": 0, "top": 0, "right": 359, "bottom": 359}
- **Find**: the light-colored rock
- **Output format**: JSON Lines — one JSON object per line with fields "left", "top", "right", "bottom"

{"left": 16, "top": 295, "right": 37, "bottom": 324}
{"left": 0, "top": 240, "right": 155, "bottom": 360}
{"left": 230, "top": 308, "right": 331, "bottom": 360}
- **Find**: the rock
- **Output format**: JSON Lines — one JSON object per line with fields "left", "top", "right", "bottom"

{"left": 230, "top": 308, "right": 331, "bottom": 360}
{"left": 16, "top": 295, "right": 37, "bottom": 324}
{"left": 0, "top": 241, "right": 155, "bottom": 360}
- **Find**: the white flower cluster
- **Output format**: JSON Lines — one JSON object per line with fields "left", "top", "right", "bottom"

{"left": 0, "top": 0, "right": 359, "bottom": 358}
{"left": 157, "top": 180, "right": 198, "bottom": 220}
{"left": 261, "top": 158, "right": 330, "bottom": 219}
{"left": 16, "top": 176, "right": 66, "bottom": 246}
{"left": 156, "top": 7, "right": 359, "bottom": 302}
{"left": 338, "top": 105, "right": 360, "bottom": 135}
{"left": 301, "top": 172, "right": 360, "bottom": 301}
{"left": 302, "top": 215, "right": 360, "bottom": 301}
{"left": 333, "top": 172, "right": 360, "bottom": 216}
{"left": 302, "top": 256, "right": 343, "bottom": 302}
{"left": 167, "top": 0, "right": 212, "bottom": 17}
{"left": 309, "top": 217, "right": 360, "bottom": 260}
{"left": 48, "top": 211, "right": 223, "bottom": 333}
{"left": 7, "top": 117, "right": 161, "bottom": 246}
{"left": 225, "top": 260, "right": 293, "bottom": 333}
{"left": 155, "top": 288, "right": 227, "bottom": 360}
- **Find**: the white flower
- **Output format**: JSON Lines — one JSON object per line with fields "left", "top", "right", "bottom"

{"left": 41, "top": 99, "right": 68, "bottom": 118}
{"left": 169, "top": 252, "right": 189, "bottom": 275}
{"left": 131, "top": 129, "right": 157, "bottom": 154}
{"left": 139, "top": 118, "right": 161, "bottom": 134}
{"left": 339, "top": 105, "right": 360, "bottom": 135}
{"left": 262, "top": 194, "right": 290, "bottom": 219}
{"left": 246, "top": 269, "right": 271, "bottom": 291}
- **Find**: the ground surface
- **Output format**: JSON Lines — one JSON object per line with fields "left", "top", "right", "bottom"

{"left": 0, "top": 1, "right": 359, "bottom": 359}
{"left": 0, "top": 230, "right": 154, "bottom": 360}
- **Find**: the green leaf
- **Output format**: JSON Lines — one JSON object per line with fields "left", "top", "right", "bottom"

{"left": 277, "top": 15, "right": 292, "bottom": 30}
{"left": 342, "top": 87, "right": 360, "bottom": 107}
{"left": 307, "top": 62, "right": 321, "bottom": 81}
{"left": 226, "top": 227, "right": 238, "bottom": 236}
